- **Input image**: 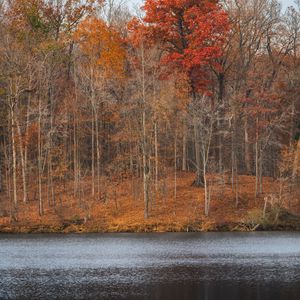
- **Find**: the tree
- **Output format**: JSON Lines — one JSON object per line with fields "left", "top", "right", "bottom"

{"left": 74, "top": 16, "right": 125, "bottom": 198}
{"left": 141, "top": 0, "right": 229, "bottom": 186}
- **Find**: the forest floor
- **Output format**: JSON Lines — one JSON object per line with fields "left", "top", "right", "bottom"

{"left": 0, "top": 172, "right": 299, "bottom": 233}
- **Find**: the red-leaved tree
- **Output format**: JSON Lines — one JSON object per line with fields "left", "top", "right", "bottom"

{"left": 142, "top": 0, "right": 229, "bottom": 93}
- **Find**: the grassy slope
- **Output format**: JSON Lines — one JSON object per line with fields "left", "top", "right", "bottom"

{"left": 0, "top": 172, "right": 299, "bottom": 233}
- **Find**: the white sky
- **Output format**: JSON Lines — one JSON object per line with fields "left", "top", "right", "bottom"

{"left": 282, "top": 0, "right": 296, "bottom": 7}
{"left": 127, "top": 0, "right": 297, "bottom": 11}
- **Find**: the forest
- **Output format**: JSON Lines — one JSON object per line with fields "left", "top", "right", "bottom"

{"left": 0, "top": 0, "right": 299, "bottom": 233}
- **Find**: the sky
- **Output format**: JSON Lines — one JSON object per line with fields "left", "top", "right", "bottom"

{"left": 127, "top": 0, "right": 297, "bottom": 11}
{"left": 281, "top": 0, "right": 296, "bottom": 8}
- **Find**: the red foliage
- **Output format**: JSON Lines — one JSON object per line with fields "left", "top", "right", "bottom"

{"left": 138, "top": 0, "right": 230, "bottom": 91}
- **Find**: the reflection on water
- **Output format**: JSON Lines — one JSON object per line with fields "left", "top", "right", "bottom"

{"left": 0, "top": 233, "right": 299, "bottom": 299}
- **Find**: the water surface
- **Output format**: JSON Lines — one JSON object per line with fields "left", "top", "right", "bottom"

{"left": 0, "top": 232, "right": 299, "bottom": 299}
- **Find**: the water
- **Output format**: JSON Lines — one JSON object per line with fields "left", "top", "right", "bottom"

{"left": 0, "top": 232, "right": 299, "bottom": 300}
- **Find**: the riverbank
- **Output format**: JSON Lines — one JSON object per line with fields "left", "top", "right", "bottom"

{"left": 1, "top": 221, "right": 300, "bottom": 234}
{"left": 0, "top": 172, "right": 299, "bottom": 233}
{"left": 1, "top": 213, "right": 300, "bottom": 234}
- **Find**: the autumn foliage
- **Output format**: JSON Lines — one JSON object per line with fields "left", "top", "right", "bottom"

{"left": 74, "top": 16, "right": 125, "bottom": 79}
{"left": 141, "top": 0, "right": 229, "bottom": 90}
{"left": 0, "top": 0, "right": 299, "bottom": 231}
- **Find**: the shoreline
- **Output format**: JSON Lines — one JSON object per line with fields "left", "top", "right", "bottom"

{"left": 1, "top": 221, "right": 300, "bottom": 234}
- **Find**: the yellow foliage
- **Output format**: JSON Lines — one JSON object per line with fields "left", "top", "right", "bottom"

{"left": 74, "top": 16, "right": 125, "bottom": 80}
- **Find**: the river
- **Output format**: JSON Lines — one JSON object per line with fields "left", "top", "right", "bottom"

{"left": 0, "top": 232, "right": 299, "bottom": 299}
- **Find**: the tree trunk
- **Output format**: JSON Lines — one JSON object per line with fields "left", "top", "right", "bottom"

{"left": 193, "top": 119, "right": 204, "bottom": 187}
{"left": 90, "top": 65, "right": 96, "bottom": 198}
{"left": 73, "top": 114, "right": 78, "bottom": 198}
{"left": 154, "top": 122, "right": 158, "bottom": 204}
{"left": 47, "top": 69, "right": 55, "bottom": 207}
{"left": 218, "top": 116, "right": 223, "bottom": 181}
{"left": 292, "top": 139, "right": 300, "bottom": 181}
{"left": 10, "top": 105, "right": 17, "bottom": 208}
{"left": 91, "top": 110, "right": 95, "bottom": 197}
{"left": 244, "top": 117, "right": 251, "bottom": 174}
{"left": 129, "top": 122, "right": 134, "bottom": 173}
{"left": 182, "top": 121, "right": 187, "bottom": 171}
{"left": 255, "top": 118, "right": 260, "bottom": 197}
{"left": 16, "top": 119, "right": 28, "bottom": 203}
{"left": 3, "top": 137, "right": 11, "bottom": 200}
{"left": 255, "top": 139, "right": 259, "bottom": 198}
{"left": 203, "top": 154, "right": 209, "bottom": 216}
{"left": 0, "top": 149, "right": 2, "bottom": 193}
{"left": 95, "top": 110, "right": 101, "bottom": 198}
{"left": 142, "top": 108, "right": 148, "bottom": 219}
{"left": 38, "top": 96, "right": 43, "bottom": 216}
{"left": 259, "top": 149, "right": 263, "bottom": 194}
{"left": 141, "top": 43, "right": 149, "bottom": 219}
{"left": 174, "top": 130, "right": 177, "bottom": 201}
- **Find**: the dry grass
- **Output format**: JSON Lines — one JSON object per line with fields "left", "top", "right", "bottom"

{"left": 0, "top": 172, "right": 299, "bottom": 232}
